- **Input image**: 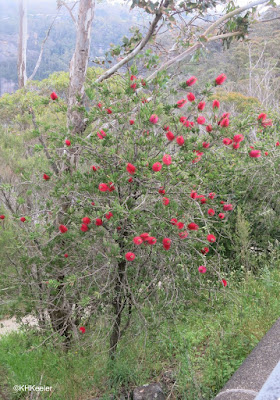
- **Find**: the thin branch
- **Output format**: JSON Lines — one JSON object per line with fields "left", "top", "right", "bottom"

{"left": 203, "top": 0, "right": 269, "bottom": 37}
{"left": 61, "top": 1, "right": 78, "bottom": 29}
{"left": 28, "top": 6, "right": 62, "bottom": 81}
{"left": 147, "top": 0, "right": 270, "bottom": 81}
{"left": 94, "top": 0, "right": 171, "bottom": 84}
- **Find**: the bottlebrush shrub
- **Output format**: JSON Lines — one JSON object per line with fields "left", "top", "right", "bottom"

{"left": 2, "top": 70, "right": 279, "bottom": 355}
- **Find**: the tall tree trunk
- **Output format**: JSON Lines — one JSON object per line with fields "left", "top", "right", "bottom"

{"left": 67, "top": 0, "right": 95, "bottom": 135}
{"left": 18, "top": 0, "right": 27, "bottom": 88}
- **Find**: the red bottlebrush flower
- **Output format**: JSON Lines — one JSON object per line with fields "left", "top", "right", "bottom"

{"left": 130, "top": 83, "right": 137, "bottom": 90}
{"left": 197, "top": 116, "right": 206, "bottom": 125}
{"left": 208, "top": 192, "right": 216, "bottom": 199}
{"left": 82, "top": 217, "right": 91, "bottom": 225}
{"left": 220, "top": 201, "right": 225, "bottom": 204}
{"left": 43, "top": 174, "right": 50, "bottom": 180}
{"left": 198, "top": 266, "right": 207, "bottom": 274}
{"left": 99, "top": 183, "right": 109, "bottom": 192}
{"left": 158, "top": 187, "right": 165, "bottom": 195}
{"left": 163, "top": 125, "right": 170, "bottom": 131}
{"left": 249, "top": 150, "right": 261, "bottom": 158}
{"left": 152, "top": 162, "right": 162, "bottom": 172}
{"left": 223, "top": 138, "right": 232, "bottom": 145}
{"left": 187, "top": 92, "right": 195, "bottom": 102}
{"left": 221, "top": 279, "right": 227, "bottom": 287}
{"left": 97, "top": 129, "right": 106, "bottom": 139}
{"left": 20, "top": 217, "right": 26, "bottom": 222}
{"left": 219, "top": 213, "right": 225, "bottom": 219}
{"left": 198, "top": 101, "right": 205, "bottom": 111}
{"left": 201, "top": 247, "right": 209, "bottom": 255}
{"left": 162, "top": 154, "right": 172, "bottom": 165}
{"left": 64, "top": 254, "right": 68, "bottom": 258}
{"left": 106, "top": 108, "right": 112, "bottom": 114}
{"left": 223, "top": 204, "right": 233, "bottom": 211}
{"left": 233, "top": 134, "right": 244, "bottom": 143}
{"left": 65, "top": 139, "right": 71, "bottom": 146}
{"left": 186, "top": 76, "right": 197, "bottom": 86}
{"left": 125, "top": 252, "right": 136, "bottom": 261}
{"left": 212, "top": 100, "right": 220, "bottom": 109}
{"left": 141, "top": 79, "right": 146, "bottom": 86}
{"left": 208, "top": 208, "right": 215, "bottom": 216}
{"left": 91, "top": 202, "right": 95, "bottom": 206}
{"left": 265, "top": 151, "right": 269, "bottom": 156}
{"left": 105, "top": 212, "right": 113, "bottom": 220}
{"left": 130, "top": 75, "right": 137, "bottom": 81}
{"left": 166, "top": 131, "right": 175, "bottom": 141}
{"left": 126, "top": 163, "right": 136, "bottom": 175}
{"left": 141, "top": 98, "right": 148, "bottom": 103}
{"left": 97, "top": 102, "right": 102, "bottom": 108}
{"left": 128, "top": 177, "right": 133, "bottom": 183}
{"left": 220, "top": 118, "right": 229, "bottom": 127}
{"left": 190, "top": 190, "right": 198, "bottom": 199}
{"left": 179, "top": 231, "right": 188, "bottom": 239}
{"left": 140, "top": 233, "right": 150, "bottom": 241}
{"left": 79, "top": 326, "right": 86, "bottom": 334}
{"left": 262, "top": 119, "right": 272, "bottom": 128}
{"left": 95, "top": 218, "right": 103, "bottom": 226}
{"left": 149, "top": 114, "right": 159, "bottom": 124}
{"left": 133, "top": 236, "right": 143, "bottom": 245}
{"left": 59, "top": 225, "right": 68, "bottom": 234}
{"left": 188, "top": 222, "right": 199, "bottom": 231}
{"left": 177, "top": 99, "right": 187, "bottom": 108}
{"left": 200, "top": 197, "right": 207, "bottom": 204}
{"left": 257, "top": 113, "right": 267, "bottom": 121}
{"left": 206, "top": 125, "right": 213, "bottom": 133}
{"left": 177, "top": 222, "right": 184, "bottom": 230}
{"left": 129, "top": 119, "right": 135, "bottom": 125}
{"left": 170, "top": 218, "right": 178, "bottom": 226}
{"left": 162, "top": 237, "right": 171, "bottom": 250}
{"left": 81, "top": 223, "right": 89, "bottom": 232}
{"left": 163, "top": 197, "right": 170, "bottom": 206}
{"left": 202, "top": 142, "right": 210, "bottom": 149}
{"left": 91, "top": 165, "right": 98, "bottom": 171}
{"left": 207, "top": 234, "right": 216, "bottom": 243}
{"left": 117, "top": 226, "right": 121, "bottom": 231}
{"left": 276, "top": 141, "right": 280, "bottom": 147}
{"left": 0, "top": 215, "right": 5, "bottom": 220}
{"left": 232, "top": 143, "right": 240, "bottom": 150}
{"left": 250, "top": 146, "right": 254, "bottom": 149}
{"left": 180, "top": 116, "right": 187, "bottom": 124}
{"left": 215, "top": 73, "right": 227, "bottom": 85}
{"left": 50, "top": 92, "right": 58, "bottom": 100}
{"left": 176, "top": 136, "right": 184, "bottom": 146}
{"left": 108, "top": 181, "right": 114, "bottom": 190}
{"left": 147, "top": 236, "right": 157, "bottom": 245}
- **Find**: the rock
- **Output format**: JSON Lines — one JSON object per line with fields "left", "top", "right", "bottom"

{"left": 133, "top": 383, "right": 165, "bottom": 400}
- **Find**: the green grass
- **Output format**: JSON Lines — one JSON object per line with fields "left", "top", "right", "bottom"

{"left": 1, "top": 267, "right": 280, "bottom": 399}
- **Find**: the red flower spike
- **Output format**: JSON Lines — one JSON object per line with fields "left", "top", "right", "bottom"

{"left": 187, "top": 222, "right": 199, "bottom": 231}
{"left": 50, "top": 92, "right": 58, "bottom": 100}
{"left": 207, "top": 234, "right": 216, "bottom": 243}
{"left": 198, "top": 266, "right": 207, "bottom": 274}
{"left": 125, "top": 252, "right": 136, "bottom": 261}
{"left": 126, "top": 163, "right": 136, "bottom": 175}
{"left": 186, "top": 76, "right": 197, "bottom": 86}
{"left": 59, "top": 225, "right": 68, "bottom": 234}
{"left": 162, "top": 238, "right": 171, "bottom": 250}
{"left": 215, "top": 74, "right": 227, "bottom": 85}
{"left": 95, "top": 218, "right": 103, "bottom": 226}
